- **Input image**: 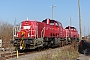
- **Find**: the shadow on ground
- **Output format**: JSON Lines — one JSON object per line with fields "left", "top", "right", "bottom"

{"left": 78, "top": 40, "right": 90, "bottom": 56}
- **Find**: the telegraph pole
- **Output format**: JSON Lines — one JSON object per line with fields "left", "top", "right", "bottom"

{"left": 88, "top": 28, "right": 89, "bottom": 35}
{"left": 50, "top": 5, "right": 56, "bottom": 20}
{"left": 13, "top": 18, "right": 16, "bottom": 40}
{"left": 70, "top": 17, "right": 71, "bottom": 27}
{"left": 69, "top": 17, "right": 73, "bottom": 27}
{"left": 84, "top": 26, "right": 85, "bottom": 39}
{"left": 14, "top": 18, "right": 16, "bottom": 26}
{"left": 89, "top": 28, "right": 90, "bottom": 39}
{"left": 88, "top": 28, "right": 89, "bottom": 38}
{"left": 78, "top": 0, "right": 82, "bottom": 41}
{"left": 69, "top": 17, "right": 72, "bottom": 39}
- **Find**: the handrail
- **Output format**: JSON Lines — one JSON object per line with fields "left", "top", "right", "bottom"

{"left": 41, "top": 27, "right": 45, "bottom": 38}
{"left": 13, "top": 26, "right": 20, "bottom": 40}
{"left": 30, "top": 26, "right": 38, "bottom": 39}
{"left": 13, "top": 25, "right": 38, "bottom": 39}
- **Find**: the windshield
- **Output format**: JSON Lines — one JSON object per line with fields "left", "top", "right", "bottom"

{"left": 23, "top": 26, "right": 31, "bottom": 29}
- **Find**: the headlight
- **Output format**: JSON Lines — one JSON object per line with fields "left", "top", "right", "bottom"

{"left": 20, "top": 46, "right": 22, "bottom": 49}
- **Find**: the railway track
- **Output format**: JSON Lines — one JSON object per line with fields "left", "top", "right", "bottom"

{"left": 1, "top": 51, "right": 25, "bottom": 59}
{"left": 0, "top": 40, "right": 78, "bottom": 60}
{"left": 0, "top": 48, "right": 50, "bottom": 60}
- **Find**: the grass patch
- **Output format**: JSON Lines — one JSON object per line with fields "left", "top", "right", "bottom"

{"left": 30, "top": 42, "right": 79, "bottom": 60}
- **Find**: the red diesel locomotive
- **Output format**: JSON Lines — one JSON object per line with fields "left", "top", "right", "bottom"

{"left": 12, "top": 18, "right": 79, "bottom": 50}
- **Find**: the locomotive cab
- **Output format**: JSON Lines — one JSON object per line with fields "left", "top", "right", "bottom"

{"left": 42, "top": 18, "right": 63, "bottom": 38}
{"left": 42, "top": 18, "right": 60, "bottom": 27}
{"left": 16, "top": 20, "right": 37, "bottom": 39}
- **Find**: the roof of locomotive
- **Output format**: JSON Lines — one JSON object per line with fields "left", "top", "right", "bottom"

{"left": 42, "top": 19, "right": 62, "bottom": 24}
{"left": 65, "top": 26, "right": 76, "bottom": 29}
{"left": 21, "top": 20, "right": 39, "bottom": 22}
{"left": 42, "top": 19, "right": 56, "bottom": 22}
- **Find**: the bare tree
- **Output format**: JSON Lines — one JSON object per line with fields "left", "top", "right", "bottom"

{"left": 0, "top": 21, "right": 13, "bottom": 48}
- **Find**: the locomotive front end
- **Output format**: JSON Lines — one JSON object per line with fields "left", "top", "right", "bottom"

{"left": 13, "top": 20, "right": 39, "bottom": 50}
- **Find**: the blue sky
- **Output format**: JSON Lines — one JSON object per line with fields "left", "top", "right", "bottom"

{"left": 0, "top": 0, "right": 90, "bottom": 36}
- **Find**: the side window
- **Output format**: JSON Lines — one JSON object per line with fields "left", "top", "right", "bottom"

{"left": 50, "top": 22, "right": 54, "bottom": 25}
{"left": 50, "top": 21, "right": 54, "bottom": 25}
{"left": 59, "top": 23, "right": 62, "bottom": 27}
{"left": 60, "top": 23, "right": 62, "bottom": 27}
{"left": 56, "top": 23, "right": 59, "bottom": 26}
{"left": 42, "top": 20, "right": 47, "bottom": 23}
{"left": 74, "top": 28, "right": 77, "bottom": 31}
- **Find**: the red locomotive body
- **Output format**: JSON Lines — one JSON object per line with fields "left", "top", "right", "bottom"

{"left": 65, "top": 26, "right": 79, "bottom": 41}
{"left": 16, "top": 20, "right": 45, "bottom": 39}
{"left": 12, "top": 18, "right": 79, "bottom": 50}
{"left": 42, "top": 19, "right": 64, "bottom": 38}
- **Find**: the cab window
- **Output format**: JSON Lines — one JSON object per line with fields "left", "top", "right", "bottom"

{"left": 56, "top": 22, "right": 59, "bottom": 26}
{"left": 58, "top": 22, "right": 62, "bottom": 27}
{"left": 50, "top": 20, "right": 54, "bottom": 25}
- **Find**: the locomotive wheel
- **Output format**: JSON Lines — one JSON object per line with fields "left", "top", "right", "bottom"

{"left": 36, "top": 47, "right": 43, "bottom": 51}
{"left": 63, "top": 41, "right": 66, "bottom": 46}
{"left": 60, "top": 41, "right": 64, "bottom": 47}
{"left": 58, "top": 42, "right": 62, "bottom": 47}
